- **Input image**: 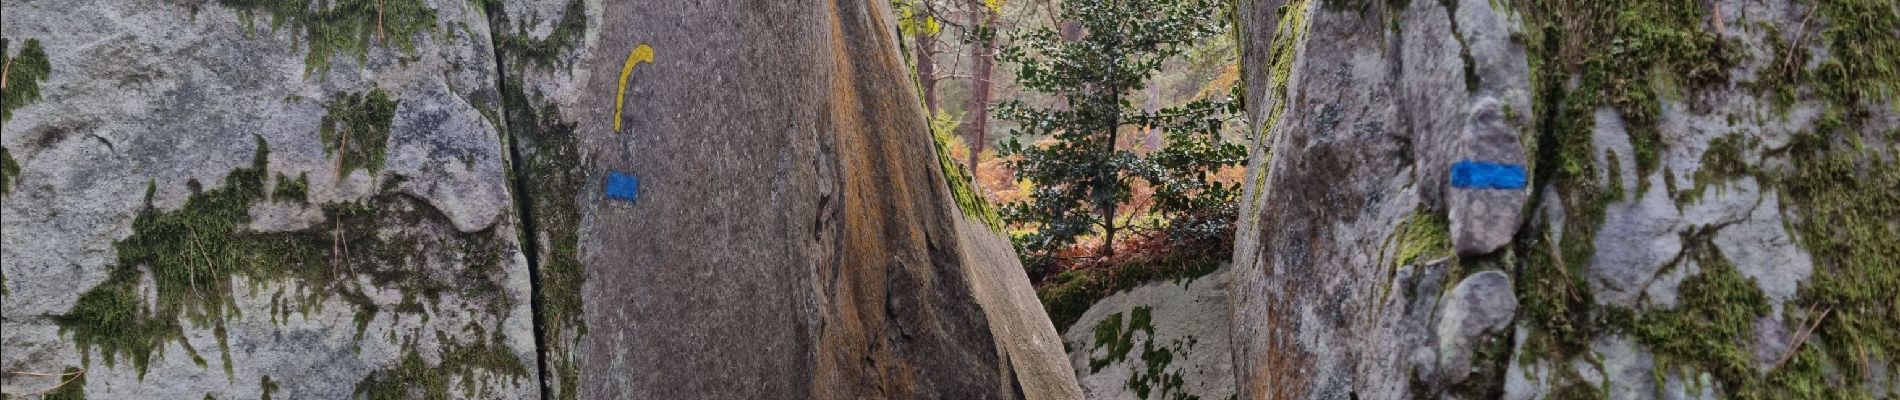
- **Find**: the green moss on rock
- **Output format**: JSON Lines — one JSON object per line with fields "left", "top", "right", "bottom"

{"left": 55, "top": 137, "right": 511, "bottom": 377}
{"left": 1625, "top": 234, "right": 1769, "bottom": 394}
{"left": 930, "top": 119, "right": 1004, "bottom": 231}
{"left": 1038, "top": 250, "right": 1224, "bottom": 333}
{"left": 488, "top": 0, "right": 588, "bottom": 70}
{"left": 213, "top": 0, "right": 437, "bottom": 75}
{"left": 271, "top": 172, "right": 309, "bottom": 204}
{"left": 1509, "top": 0, "right": 1737, "bottom": 369}
{"left": 2, "top": 37, "right": 53, "bottom": 123}
{"left": 1392, "top": 208, "right": 1451, "bottom": 268}
{"left": 1508, "top": 1, "right": 1900, "bottom": 396}
{"left": 353, "top": 327, "right": 528, "bottom": 400}
{"left": 1678, "top": 133, "right": 1754, "bottom": 205}
{"left": 320, "top": 88, "right": 398, "bottom": 177}
{"left": 1, "top": 146, "right": 18, "bottom": 198}
{"left": 493, "top": 64, "right": 586, "bottom": 398}
{"left": 261, "top": 375, "right": 279, "bottom": 400}
{"left": 43, "top": 367, "right": 86, "bottom": 400}
{"left": 1085, "top": 306, "right": 1195, "bottom": 400}
{"left": 1771, "top": 131, "right": 1900, "bottom": 398}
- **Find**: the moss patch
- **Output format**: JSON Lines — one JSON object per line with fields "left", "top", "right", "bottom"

{"left": 1086, "top": 306, "right": 1198, "bottom": 400}
{"left": 260, "top": 375, "right": 279, "bottom": 400}
{"left": 482, "top": 0, "right": 602, "bottom": 393}
{"left": 1088, "top": 310, "right": 1143, "bottom": 373}
{"left": 1392, "top": 208, "right": 1451, "bottom": 268}
{"left": 1517, "top": 0, "right": 1733, "bottom": 192}
{"left": 1508, "top": 0, "right": 1900, "bottom": 396}
{"left": 1676, "top": 133, "right": 1755, "bottom": 205}
{"left": 1807, "top": 0, "right": 1900, "bottom": 112}
{"left": 1243, "top": 0, "right": 1307, "bottom": 228}
{"left": 1623, "top": 233, "right": 1769, "bottom": 395}
{"left": 319, "top": 88, "right": 398, "bottom": 177}
{"left": 1508, "top": 0, "right": 1735, "bottom": 371}
{"left": 1, "top": 146, "right": 19, "bottom": 198}
{"left": 271, "top": 172, "right": 309, "bottom": 204}
{"left": 54, "top": 137, "right": 511, "bottom": 377}
{"left": 353, "top": 326, "right": 528, "bottom": 399}
{"left": 2, "top": 37, "right": 53, "bottom": 123}
{"left": 212, "top": 0, "right": 437, "bottom": 75}
{"left": 490, "top": 38, "right": 587, "bottom": 398}
{"left": 930, "top": 119, "right": 1005, "bottom": 231}
{"left": 43, "top": 367, "right": 86, "bottom": 400}
{"left": 488, "top": 0, "right": 588, "bottom": 70}
{"left": 1038, "top": 249, "right": 1224, "bottom": 333}
{"left": 1769, "top": 128, "right": 1900, "bottom": 398}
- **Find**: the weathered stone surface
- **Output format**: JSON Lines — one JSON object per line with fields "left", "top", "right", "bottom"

{"left": 956, "top": 216, "right": 1087, "bottom": 400}
{"left": 1433, "top": 271, "right": 1515, "bottom": 384}
{"left": 1227, "top": 0, "right": 1532, "bottom": 398}
{"left": 1233, "top": 0, "right": 1899, "bottom": 397}
{"left": 1, "top": 0, "right": 538, "bottom": 397}
{"left": 1448, "top": 98, "right": 1529, "bottom": 256}
{"left": 493, "top": 0, "right": 1082, "bottom": 398}
{"left": 1062, "top": 267, "right": 1235, "bottom": 400}
{"left": 7, "top": 0, "right": 1084, "bottom": 398}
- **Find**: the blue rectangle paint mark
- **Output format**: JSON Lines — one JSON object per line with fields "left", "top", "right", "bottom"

{"left": 606, "top": 171, "right": 640, "bottom": 202}
{"left": 1450, "top": 160, "right": 1527, "bottom": 189}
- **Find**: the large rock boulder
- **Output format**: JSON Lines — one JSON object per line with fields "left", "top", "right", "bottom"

{"left": 1230, "top": 0, "right": 1899, "bottom": 398}
{"left": 1062, "top": 267, "right": 1236, "bottom": 400}
{"left": 488, "top": 0, "right": 1081, "bottom": 398}
{"left": 2, "top": 0, "right": 538, "bottom": 398}
{"left": 4, "top": 0, "right": 1083, "bottom": 398}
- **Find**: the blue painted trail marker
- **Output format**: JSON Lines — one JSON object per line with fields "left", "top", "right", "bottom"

{"left": 1450, "top": 160, "right": 1527, "bottom": 190}
{"left": 606, "top": 171, "right": 640, "bottom": 202}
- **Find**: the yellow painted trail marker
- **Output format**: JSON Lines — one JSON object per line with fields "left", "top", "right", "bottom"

{"left": 615, "top": 44, "right": 655, "bottom": 132}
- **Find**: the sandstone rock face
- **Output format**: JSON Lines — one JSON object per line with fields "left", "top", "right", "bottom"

{"left": 4, "top": 0, "right": 1081, "bottom": 398}
{"left": 492, "top": 0, "right": 1079, "bottom": 399}
{"left": 1063, "top": 268, "right": 1235, "bottom": 400}
{"left": 1232, "top": 0, "right": 1899, "bottom": 398}
{"left": 958, "top": 216, "right": 1088, "bottom": 400}
{"left": 1, "top": 0, "right": 539, "bottom": 398}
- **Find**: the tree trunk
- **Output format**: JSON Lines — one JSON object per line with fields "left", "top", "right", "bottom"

{"left": 964, "top": 0, "right": 996, "bottom": 171}
{"left": 919, "top": 33, "right": 940, "bottom": 116}
{"left": 1099, "top": 84, "right": 1121, "bottom": 258}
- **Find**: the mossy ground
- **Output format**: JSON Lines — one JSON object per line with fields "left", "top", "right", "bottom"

{"left": 1038, "top": 246, "right": 1225, "bottom": 333}
{"left": 2, "top": 37, "right": 53, "bottom": 124}
{"left": 320, "top": 88, "right": 398, "bottom": 176}
{"left": 212, "top": 0, "right": 437, "bottom": 75}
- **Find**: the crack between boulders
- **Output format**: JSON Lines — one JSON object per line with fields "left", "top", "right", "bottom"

{"left": 478, "top": 2, "right": 556, "bottom": 398}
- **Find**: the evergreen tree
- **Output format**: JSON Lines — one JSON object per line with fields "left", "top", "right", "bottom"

{"left": 995, "top": 0, "right": 1244, "bottom": 259}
